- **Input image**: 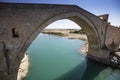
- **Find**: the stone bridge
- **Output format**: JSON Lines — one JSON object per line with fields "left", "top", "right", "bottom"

{"left": 0, "top": 3, "right": 120, "bottom": 80}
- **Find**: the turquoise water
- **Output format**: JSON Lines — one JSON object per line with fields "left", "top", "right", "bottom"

{"left": 25, "top": 34, "right": 120, "bottom": 80}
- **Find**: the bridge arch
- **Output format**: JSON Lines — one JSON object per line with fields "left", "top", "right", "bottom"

{"left": 18, "top": 12, "right": 100, "bottom": 56}
{"left": 13, "top": 12, "right": 101, "bottom": 78}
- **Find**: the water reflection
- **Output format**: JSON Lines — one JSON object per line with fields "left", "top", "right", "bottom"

{"left": 55, "top": 60, "right": 86, "bottom": 80}
{"left": 56, "top": 58, "right": 120, "bottom": 80}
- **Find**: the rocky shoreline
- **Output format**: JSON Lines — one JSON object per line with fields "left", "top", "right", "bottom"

{"left": 80, "top": 42, "right": 88, "bottom": 56}
{"left": 17, "top": 54, "right": 29, "bottom": 80}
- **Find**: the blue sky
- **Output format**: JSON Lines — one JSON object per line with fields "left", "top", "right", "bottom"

{"left": 1, "top": 0, "right": 120, "bottom": 29}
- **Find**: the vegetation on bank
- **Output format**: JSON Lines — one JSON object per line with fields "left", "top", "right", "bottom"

{"left": 42, "top": 29, "right": 87, "bottom": 41}
{"left": 42, "top": 32, "right": 65, "bottom": 36}
{"left": 70, "top": 29, "right": 85, "bottom": 34}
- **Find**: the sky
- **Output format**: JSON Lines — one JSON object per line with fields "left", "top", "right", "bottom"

{"left": 0, "top": 0, "right": 120, "bottom": 29}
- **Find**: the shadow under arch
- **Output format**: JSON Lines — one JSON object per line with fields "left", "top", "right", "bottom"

{"left": 14, "top": 12, "right": 101, "bottom": 79}
{"left": 55, "top": 57, "right": 120, "bottom": 80}
{"left": 55, "top": 58, "right": 108, "bottom": 80}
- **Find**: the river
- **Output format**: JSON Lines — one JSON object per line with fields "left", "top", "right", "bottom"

{"left": 25, "top": 33, "right": 120, "bottom": 80}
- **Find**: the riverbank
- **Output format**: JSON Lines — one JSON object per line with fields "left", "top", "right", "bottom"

{"left": 17, "top": 54, "right": 29, "bottom": 80}
{"left": 80, "top": 42, "right": 88, "bottom": 56}
{"left": 42, "top": 29, "right": 87, "bottom": 41}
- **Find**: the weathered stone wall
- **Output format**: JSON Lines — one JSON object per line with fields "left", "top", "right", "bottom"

{"left": 105, "top": 25, "right": 120, "bottom": 51}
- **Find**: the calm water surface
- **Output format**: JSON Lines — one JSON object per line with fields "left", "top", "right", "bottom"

{"left": 25, "top": 34, "right": 120, "bottom": 80}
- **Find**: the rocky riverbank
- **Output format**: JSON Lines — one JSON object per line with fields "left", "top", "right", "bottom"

{"left": 17, "top": 54, "right": 29, "bottom": 80}
{"left": 80, "top": 42, "right": 88, "bottom": 55}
